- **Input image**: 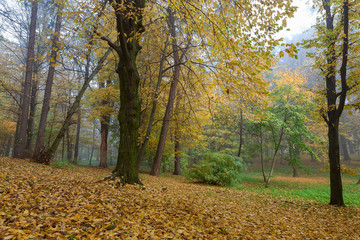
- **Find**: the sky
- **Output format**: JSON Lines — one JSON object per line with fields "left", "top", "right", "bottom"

{"left": 277, "top": 0, "right": 317, "bottom": 41}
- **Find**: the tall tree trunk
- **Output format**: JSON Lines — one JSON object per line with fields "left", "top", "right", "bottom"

{"left": 74, "top": 109, "right": 81, "bottom": 163}
{"left": 33, "top": 3, "right": 63, "bottom": 161}
{"left": 150, "top": 8, "right": 180, "bottom": 176}
{"left": 5, "top": 137, "right": 12, "bottom": 157}
{"left": 25, "top": 77, "right": 38, "bottom": 157}
{"left": 89, "top": 127, "right": 95, "bottom": 166}
{"left": 103, "top": 0, "right": 145, "bottom": 184}
{"left": 322, "top": 0, "right": 348, "bottom": 207}
{"left": 61, "top": 137, "right": 65, "bottom": 159}
{"left": 292, "top": 147, "right": 300, "bottom": 177}
{"left": 328, "top": 121, "right": 344, "bottom": 205}
{"left": 13, "top": 0, "right": 38, "bottom": 158}
{"left": 137, "top": 37, "right": 169, "bottom": 169}
{"left": 237, "top": 109, "right": 243, "bottom": 157}
{"left": 99, "top": 80, "right": 111, "bottom": 168}
{"left": 66, "top": 128, "right": 72, "bottom": 161}
{"left": 173, "top": 122, "right": 181, "bottom": 175}
{"left": 265, "top": 127, "right": 284, "bottom": 188}
{"left": 260, "top": 124, "right": 266, "bottom": 182}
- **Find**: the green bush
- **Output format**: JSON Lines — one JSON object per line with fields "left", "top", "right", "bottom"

{"left": 185, "top": 152, "right": 245, "bottom": 186}
{"left": 52, "top": 159, "right": 78, "bottom": 169}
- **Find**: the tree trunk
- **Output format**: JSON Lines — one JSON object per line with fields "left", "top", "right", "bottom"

{"left": 73, "top": 109, "right": 81, "bottom": 163}
{"left": 265, "top": 127, "right": 284, "bottom": 188}
{"left": 150, "top": 8, "right": 180, "bottom": 176}
{"left": 25, "top": 77, "right": 38, "bottom": 157}
{"left": 73, "top": 75, "right": 83, "bottom": 163}
{"left": 137, "top": 37, "right": 169, "bottom": 169}
{"left": 173, "top": 123, "right": 181, "bottom": 175}
{"left": 99, "top": 80, "right": 111, "bottom": 168}
{"left": 61, "top": 137, "right": 65, "bottom": 159}
{"left": 33, "top": 3, "right": 63, "bottom": 162}
{"left": 66, "top": 128, "right": 72, "bottom": 161}
{"left": 237, "top": 109, "right": 243, "bottom": 157}
{"left": 102, "top": 0, "right": 145, "bottom": 184}
{"left": 292, "top": 164, "right": 298, "bottom": 177}
{"left": 13, "top": 0, "right": 38, "bottom": 159}
{"left": 260, "top": 124, "right": 266, "bottom": 182}
{"left": 5, "top": 137, "right": 12, "bottom": 157}
{"left": 328, "top": 121, "right": 344, "bottom": 206}
{"left": 322, "top": 0, "right": 348, "bottom": 206}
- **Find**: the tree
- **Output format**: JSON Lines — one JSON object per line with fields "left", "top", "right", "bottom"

{"left": 101, "top": 0, "right": 145, "bottom": 184}
{"left": 33, "top": 1, "right": 64, "bottom": 162}
{"left": 13, "top": 0, "right": 38, "bottom": 158}
{"left": 306, "top": 0, "right": 360, "bottom": 206}
{"left": 150, "top": 7, "right": 182, "bottom": 176}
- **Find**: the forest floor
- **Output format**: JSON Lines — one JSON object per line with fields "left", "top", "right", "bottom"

{"left": 1, "top": 157, "right": 360, "bottom": 239}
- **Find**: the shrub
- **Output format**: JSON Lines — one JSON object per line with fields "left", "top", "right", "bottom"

{"left": 52, "top": 159, "right": 78, "bottom": 169}
{"left": 185, "top": 152, "right": 245, "bottom": 186}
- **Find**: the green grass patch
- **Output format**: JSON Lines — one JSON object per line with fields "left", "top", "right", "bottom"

{"left": 52, "top": 159, "right": 79, "bottom": 169}
{"left": 236, "top": 172, "right": 360, "bottom": 206}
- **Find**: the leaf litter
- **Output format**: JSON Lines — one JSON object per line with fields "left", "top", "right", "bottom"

{"left": 0, "top": 157, "right": 359, "bottom": 239}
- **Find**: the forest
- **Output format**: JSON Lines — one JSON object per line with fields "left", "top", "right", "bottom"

{"left": 0, "top": 0, "right": 360, "bottom": 238}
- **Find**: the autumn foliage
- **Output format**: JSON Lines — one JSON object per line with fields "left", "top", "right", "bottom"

{"left": 1, "top": 157, "right": 359, "bottom": 239}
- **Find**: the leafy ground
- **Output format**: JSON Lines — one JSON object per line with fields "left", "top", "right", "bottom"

{"left": 1, "top": 157, "right": 360, "bottom": 239}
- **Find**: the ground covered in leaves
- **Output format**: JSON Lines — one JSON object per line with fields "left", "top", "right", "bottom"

{"left": 1, "top": 157, "right": 360, "bottom": 239}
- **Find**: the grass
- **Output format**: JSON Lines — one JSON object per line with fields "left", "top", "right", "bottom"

{"left": 236, "top": 163, "right": 360, "bottom": 206}
{"left": 52, "top": 158, "right": 79, "bottom": 169}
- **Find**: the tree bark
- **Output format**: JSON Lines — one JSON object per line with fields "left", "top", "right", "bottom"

{"left": 103, "top": 0, "right": 145, "bottom": 184}
{"left": 66, "top": 127, "right": 72, "bottom": 161}
{"left": 13, "top": 0, "right": 38, "bottom": 158}
{"left": 25, "top": 77, "right": 38, "bottom": 157}
{"left": 73, "top": 109, "right": 81, "bottom": 163}
{"left": 173, "top": 122, "right": 181, "bottom": 175}
{"left": 61, "top": 137, "right": 65, "bottom": 159}
{"left": 322, "top": 0, "right": 348, "bottom": 207}
{"left": 292, "top": 164, "right": 298, "bottom": 177}
{"left": 150, "top": 8, "right": 180, "bottom": 176}
{"left": 99, "top": 80, "right": 111, "bottom": 168}
{"left": 260, "top": 124, "right": 266, "bottom": 182}
{"left": 33, "top": 3, "right": 63, "bottom": 161}
{"left": 237, "top": 109, "right": 243, "bottom": 157}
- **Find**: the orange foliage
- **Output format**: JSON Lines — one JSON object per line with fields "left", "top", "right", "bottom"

{"left": 0, "top": 157, "right": 359, "bottom": 239}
